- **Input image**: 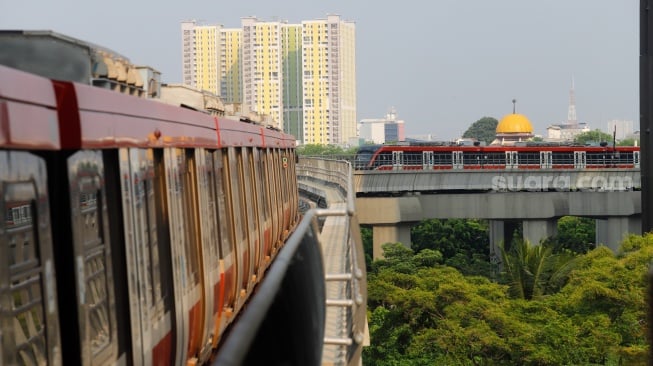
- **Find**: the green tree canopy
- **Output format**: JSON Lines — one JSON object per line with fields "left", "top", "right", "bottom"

{"left": 617, "top": 138, "right": 639, "bottom": 146}
{"left": 574, "top": 129, "right": 613, "bottom": 145}
{"left": 296, "top": 143, "right": 357, "bottom": 156}
{"left": 364, "top": 235, "right": 652, "bottom": 365}
{"left": 545, "top": 216, "right": 595, "bottom": 254}
{"left": 462, "top": 117, "right": 499, "bottom": 144}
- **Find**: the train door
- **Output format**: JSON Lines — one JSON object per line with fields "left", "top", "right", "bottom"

{"left": 225, "top": 147, "right": 249, "bottom": 312}
{"left": 280, "top": 149, "right": 298, "bottom": 231}
{"left": 266, "top": 150, "right": 282, "bottom": 257}
{"left": 251, "top": 148, "right": 270, "bottom": 277}
{"left": 193, "top": 148, "right": 223, "bottom": 360}
{"left": 574, "top": 151, "right": 587, "bottom": 169}
{"left": 452, "top": 151, "right": 463, "bottom": 169}
{"left": 391, "top": 151, "right": 403, "bottom": 170}
{"left": 118, "top": 148, "right": 176, "bottom": 366}
{"left": 213, "top": 149, "right": 237, "bottom": 326}
{"left": 255, "top": 149, "right": 273, "bottom": 268}
{"left": 239, "top": 148, "right": 258, "bottom": 293}
{"left": 422, "top": 151, "right": 434, "bottom": 170}
{"left": 67, "top": 150, "right": 119, "bottom": 365}
{"left": 635, "top": 151, "right": 641, "bottom": 168}
{"left": 505, "top": 151, "right": 518, "bottom": 169}
{"left": 163, "top": 148, "right": 203, "bottom": 365}
{"left": 540, "top": 151, "right": 552, "bottom": 169}
{"left": 0, "top": 152, "right": 61, "bottom": 366}
{"left": 278, "top": 151, "right": 291, "bottom": 238}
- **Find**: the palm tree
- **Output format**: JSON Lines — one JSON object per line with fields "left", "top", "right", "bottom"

{"left": 500, "top": 239, "right": 577, "bottom": 300}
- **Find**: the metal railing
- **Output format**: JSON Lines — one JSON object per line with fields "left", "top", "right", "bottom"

{"left": 297, "top": 157, "right": 368, "bottom": 366}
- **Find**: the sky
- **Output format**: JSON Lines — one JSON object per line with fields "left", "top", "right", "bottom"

{"left": 0, "top": 0, "right": 640, "bottom": 140}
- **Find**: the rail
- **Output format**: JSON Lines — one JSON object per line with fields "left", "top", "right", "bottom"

{"left": 297, "top": 157, "right": 369, "bottom": 366}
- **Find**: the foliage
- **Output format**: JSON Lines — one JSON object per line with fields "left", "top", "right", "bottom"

{"left": 618, "top": 138, "right": 639, "bottom": 146}
{"left": 574, "top": 129, "right": 613, "bottom": 145}
{"left": 545, "top": 216, "right": 596, "bottom": 254}
{"left": 296, "top": 143, "right": 357, "bottom": 156}
{"left": 499, "top": 239, "right": 578, "bottom": 300}
{"left": 462, "top": 116, "right": 499, "bottom": 145}
{"left": 360, "top": 226, "right": 373, "bottom": 271}
{"left": 411, "top": 219, "right": 496, "bottom": 278}
{"left": 364, "top": 235, "right": 653, "bottom": 365}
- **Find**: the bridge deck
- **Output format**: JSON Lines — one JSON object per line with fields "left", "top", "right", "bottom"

{"left": 300, "top": 179, "right": 352, "bottom": 366}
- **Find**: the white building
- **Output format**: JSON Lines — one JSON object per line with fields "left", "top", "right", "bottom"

{"left": 607, "top": 120, "right": 634, "bottom": 141}
{"left": 358, "top": 108, "right": 405, "bottom": 144}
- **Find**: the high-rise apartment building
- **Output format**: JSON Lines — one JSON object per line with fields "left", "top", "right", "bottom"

{"left": 282, "top": 24, "right": 304, "bottom": 141}
{"left": 242, "top": 17, "right": 284, "bottom": 128}
{"left": 220, "top": 28, "right": 242, "bottom": 104}
{"left": 181, "top": 14, "right": 356, "bottom": 145}
{"left": 301, "top": 15, "right": 356, "bottom": 145}
{"left": 181, "top": 20, "right": 222, "bottom": 95}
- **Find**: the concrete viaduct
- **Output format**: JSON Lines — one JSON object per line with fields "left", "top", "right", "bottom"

{"left": 354, "top": 169, "right": 641, "bottom": 259}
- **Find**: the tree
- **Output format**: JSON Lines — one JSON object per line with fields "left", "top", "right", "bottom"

{"left": 574, "top": 129, "right": 613, "bottom": 145}
{"left": 500, "top": 239, "right": 577, "bottom": 300}
{"left": 545, "top": 216, "right": 595, "bottom": 254}
{"left": 462, "top": 117, "right": 499, "bottom": 144}
{"left": 296, "top": 143, "right": 357, "bottom": 156}
{"left": 411, "top": 219, "right": 494, "bottom": 277}
{"left": 618, "top": 138, "right": 639, "bottom": 146}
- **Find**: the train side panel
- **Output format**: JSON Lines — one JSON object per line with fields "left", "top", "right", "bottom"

{"left": 0, "top": 152, "right": 62, "bottom": 366}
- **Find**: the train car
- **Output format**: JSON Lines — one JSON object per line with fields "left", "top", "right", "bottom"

{"left": 0, "top": 42, "right": 316, "bottom": 365}
{"left": 355, "top": 142, "right": 641, "bottom": 171}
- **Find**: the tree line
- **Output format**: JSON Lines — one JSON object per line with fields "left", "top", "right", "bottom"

{"left": 361, "top": 218, "right": 649, "bottom": 365}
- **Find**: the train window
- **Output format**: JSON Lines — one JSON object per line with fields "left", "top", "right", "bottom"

{"left": 67, "top": 150, "right": 116, "bottom": 362}
{"left": 144, "top": 151, "right": 163, "bottom": 308}
{"left": 182, "top": 149, "right": 200, "bottom": 286}
{"left": 257, "top": 149, "right": 271, "bottom": 218}
{"left": 230, "top": 149, "right": 247, "bottom": 243}
{"left": 120, "top": 148, "right": 167, "bottom": 311}
{"left": 553, "top": 152, "right": 573, "bottom": 166}
{"left": 198, "top": 149, "right": 220, "bottom": 264}
{"left": 3, "top": 184, "right": 48, "bottom": 365}
{"left": 214, "top": 149, "right": 233, "bottom": 258}
{"left": 152, "top": 148, "right": 173, "bottom": 311}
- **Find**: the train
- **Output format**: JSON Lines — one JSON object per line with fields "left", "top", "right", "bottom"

{"left": 354, "top": 142, "right": 641, "bottom": 170}
{"left": 0, "top": 31, "right": 325, "bottom": 366}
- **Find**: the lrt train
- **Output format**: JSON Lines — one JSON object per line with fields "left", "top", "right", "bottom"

{"left": 354, "top": 142, "right": 641, "bottom": 170}
{"left": 0, "top": 33, "right": 324, "bottom": 366}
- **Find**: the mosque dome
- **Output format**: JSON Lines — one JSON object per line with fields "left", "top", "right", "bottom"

{"left": 496, "top": 113, "right": 533, "bottom": 134}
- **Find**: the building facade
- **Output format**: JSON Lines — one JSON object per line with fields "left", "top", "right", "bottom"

{"left": 181, "top": 21, "right": 222, "bottom": 95}
{"left": 220, "top": 28, "right": 242, "bottom": 104}
{"left": 181, "top": 15, "right": 356, "bottom": 145}
{"left": 358, "top": 108, "right": 405, "bottom": 144}
{"left": 282, "top": 24, "right": 304, "bottom": 142}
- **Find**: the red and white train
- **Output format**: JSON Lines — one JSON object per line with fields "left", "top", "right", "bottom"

{"left": 0, "top": 31, "right": 324, "bottom": 366}
{"left": 354, "top": 142, "right": 641, "bottom": 170}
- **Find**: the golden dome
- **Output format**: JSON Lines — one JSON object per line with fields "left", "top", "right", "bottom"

{"left": 496, "top": 113, "right": 533, "bottom": 134}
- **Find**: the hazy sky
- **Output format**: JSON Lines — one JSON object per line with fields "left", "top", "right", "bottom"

{"left": 0, "top": 0, "right": 639, "bottom": 140}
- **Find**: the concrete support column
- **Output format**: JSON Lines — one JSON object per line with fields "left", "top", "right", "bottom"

{"left": 523, "top": 219, "right": 558, "bottom": 246}
{"left": 372, "top": 224, "right": 412, "bottom": 259}
{"left": 595, "top": 216, "right": 641, "bottom": 252}
{"left": 489, "top": 220, "right": 505, "bottom": 262}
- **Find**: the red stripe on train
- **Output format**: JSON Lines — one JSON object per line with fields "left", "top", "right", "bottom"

{"left": 152, "top": 331, "right": 173, "bottom": 366}
{"left": 187, "top": 301, "right": 202, "bottom": 358}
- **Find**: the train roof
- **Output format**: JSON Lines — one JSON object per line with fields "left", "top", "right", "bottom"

{"left": 0, "top": 64, "right": 296, "bottom": 150}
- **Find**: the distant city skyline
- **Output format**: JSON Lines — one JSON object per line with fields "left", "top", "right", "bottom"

{"left": 0, "top": 0, "right": 639, "bottom": 140}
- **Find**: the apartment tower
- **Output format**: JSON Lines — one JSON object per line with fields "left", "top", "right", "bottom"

{"left": 181, "top": 14, "right": 356, "bottom": 145}
{"left": 181, "top": 20, "right": 222, "bottom": 95}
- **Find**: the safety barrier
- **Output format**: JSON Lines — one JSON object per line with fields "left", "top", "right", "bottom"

{"left": 297, "top": 157, "right": 369, "bottom": 366}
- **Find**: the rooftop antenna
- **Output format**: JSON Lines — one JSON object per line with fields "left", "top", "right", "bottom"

{"left": 512, "top": 99, "right": 517, "bottom": 114}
